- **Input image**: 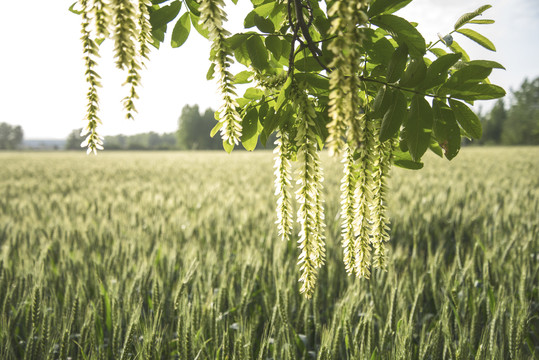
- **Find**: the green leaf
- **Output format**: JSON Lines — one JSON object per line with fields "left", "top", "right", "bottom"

{"left": 244, "top": 87, "right": 264, "bottom": 100}
{"left": 210, "top": 121, "right": 221, "bottom": 138}
{"left": 253, "top": 2, "right": 276, "bottom": 17}
{"left": 392, "top": 150, "right": 423, "bottom": 169}
{"left": 405, "top": 95, "right": 433, "bottom": 161}
{"left": 445, "top": 65, "right": 492, "bottom": 88}
{"left": 151, "top": 26, "right": 166, "bottom": 47}
{"left": 448, "top": 41, "right": 470, "bottom": 61}
{"left": 456, "top": 28, "right": 496, "bottom": 51}
{"left": 380, "top": 89, "right": 406, "bottom": 141}
{"left": 254, "top": 14, "right": 275, "bottom": 33}
{"left": 373, "top": 85, "right": 392, "bottom": 118}
{"left": 446, "top": 83, "right": 505, "bottom": 101}
{"left": 246, "top": 36, "right": 270, "bottom": 71}
{"left": 233, "top": 70, "right": 253, "bottom": 84}
{"left": 265, "top": 36, "right": 282, "bottom": 60}
{"left": 68, "top": 2, "right": 83, "bottom": 15}
{"left": 369, "top": 37, "right": 395, "bottom": 66}
{"left": 312, "top": 8, "right": 330, "bottom": 37}
{"left": 150, "top": 0, "right": 181, "bottom": 29}
{"left": 368, "top": 0, "right": 413, "bottom": 17}
{"left": 222, "top": 140, "right": 234, "bottom": 153}
{"left": 429, "top": 139, "right": 444, "bottom": 157}
{"left": 449, "top": 99, "right": 482, "bottom": 139}
{"left": 429, "top": 48, "right": 448, "bottom": 58}
{"left": 371, "top": 15, "right": 426, "bottom": 57}
{"left": 227, "top": 33, "right": 251, "bottom": 50}
{"left": 294, "top": 56, "right": 324, "bottom": 72}
{"left": 233, "top": 42, "right": 251, "bottom": 67}
{"left": 399, "top": 57, "right": 427, "bottom": 88}
{"left": 469, "top": 19, "right": 495, "bottom": 24}
{"left": 241, "top": 108, "right": 260, "bottom": 151}
{"left": 275, "top": 77, "right": 292, "bottom": 111}
{"left": 190, "top": 13, "right": 209, "bottom": 39}
{"left": 454, "top": 5, "right": 492, "bottom": 30}
{"left": 171, "top": 12, "right": 191, "bottom": 48}
{"left": 466, "top": 60, "right": 505, "bottom": 70}
{"left": 433, "top": 100, "right": 461, "bottom": 160}
{"left": 422, "top": 53, "right": 461, "bottom": 89}
{"left": 244, "top": 11, "right": 256, "bottom": 28}
{"left": 295, "top": 73, "right": 329, "bottom": 91}
{"left": 261, "top": 107, "right": 279, "bottom": 138}
{"left": 386, "top": 45, "right": 408, "bottom": 83}
{"left": 206, "top": 63, "right": 215, "bottom": 80}
{"left": 184, "top": 0, "right": 200, "bottom": 16}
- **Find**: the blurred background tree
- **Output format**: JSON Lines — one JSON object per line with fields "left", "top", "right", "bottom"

{"left": 0, "top": 123, "right": 24, "bottom": 150}
{"left": 176, "top": 105, "right": 222, "bottom": 150}
{"left": 65, "top": 128, "right": 85, "bottom": 150}
{"left": 479, "top": 77, "right": 539, "bottom": 145}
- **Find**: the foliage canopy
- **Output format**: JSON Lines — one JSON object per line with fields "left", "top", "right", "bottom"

{"left": 479, "top": 77, "right": 539, "bottom": 145}
{"left": 0, "top": 123, "right": 24, "bottom": 150}
{"left": 72, "top": 0, "right": 505, "bottom": 297}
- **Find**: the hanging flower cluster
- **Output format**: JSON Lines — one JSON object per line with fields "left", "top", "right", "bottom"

{"left": 76, "top": 0, "right": 152, "bottom": 154}
{"left": 199, "top": 0, "right": 242, "bottom": 147}
{"left": 74, "top": 1, "right": 505, "bottom": 297}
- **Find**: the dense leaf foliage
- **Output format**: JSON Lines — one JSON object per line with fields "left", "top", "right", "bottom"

{"left": 72, "top": 0, "right": 505, "bottom": 297}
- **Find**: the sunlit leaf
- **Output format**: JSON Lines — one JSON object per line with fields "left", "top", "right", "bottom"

{"left": 449, "top": 99, "right": 482, "bottom": 139}
{"left": 171, "top": 12, "right": 191, "bottom": 48}
{"left": 422, "top": 53, "right": 461, "bottom": 89}
{"left": 456, "top": 28, "right": 496, "bottom": 51}
{"left": 371, "top": 15, "right": 426, "bottom": 57}
{"left": 241, "top": 108, "right": 260, "bottom": 151}
{"left": 150, "top": 0, "right": 181, "bottom": 29}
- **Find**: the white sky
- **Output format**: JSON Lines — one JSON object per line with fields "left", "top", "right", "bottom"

{"left": 0, "top": 0, "right": 537, "bottom": 139}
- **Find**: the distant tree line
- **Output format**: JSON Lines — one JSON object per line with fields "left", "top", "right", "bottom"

{"left": 66, "top": 129, "right": 176, "bottom": 150}
{"left": 66, "top": 105, "right": 276, "bottom": 151}
{"left": 0, "top": 123, "right": 23, "bottom": 150}
{"left": 177, "top": 104, "right": 276, "bottom": 150}
{"left": 477, "top": 77, "right": 539, "bottom": 145}
{"left": 176, "top": 105, "right": 223, "bottom": 150}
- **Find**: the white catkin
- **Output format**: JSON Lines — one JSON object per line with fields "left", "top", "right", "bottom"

{"left": 294, "top": 85, "right": 325, "bottom": 298}
{"left": 340, "top": 146, "right": 357, "bottom": 275}
{"left": 352, "top": 116, "right": 373, "bottom": 279}
{"left": 199, "top": 0, "right": 242, "bottom": 146}
{"left": 274, "top": 131, "right": 293, "bottom": 242}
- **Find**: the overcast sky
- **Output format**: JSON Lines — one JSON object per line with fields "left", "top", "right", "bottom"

{"left": 0, "top": 0, "right": 537, "bottom": 139}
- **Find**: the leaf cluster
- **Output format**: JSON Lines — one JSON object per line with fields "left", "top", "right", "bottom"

{"left": 141, "top": 0, "right": 504, "bottom": 166}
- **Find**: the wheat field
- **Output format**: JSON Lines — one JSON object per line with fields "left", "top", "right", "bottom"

{"left": 0, "top": 148, "right": 537, "bottom": 359}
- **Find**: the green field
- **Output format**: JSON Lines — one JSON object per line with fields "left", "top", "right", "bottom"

{"left": 1, "top": 148, "right": 538, "bottom": 359}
